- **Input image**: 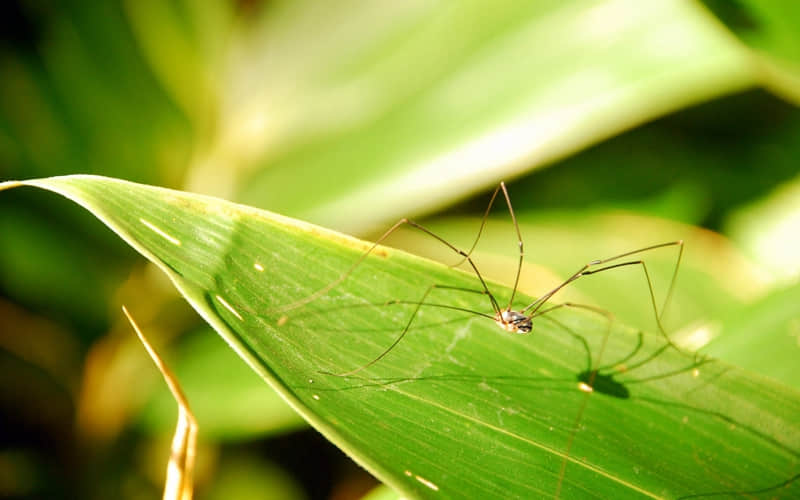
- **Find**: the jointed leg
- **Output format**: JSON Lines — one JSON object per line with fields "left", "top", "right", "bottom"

{"left": 322, "top": 284, "right": 495, "bottom": 377}
{"left": 272, "top": 217, "right": 503, "bottom": 315}
{"left": 449, "top": 182, "right": 526, "bottom": 310}
{"left": 522, "top": 241, "right": 688, "bottom": 355}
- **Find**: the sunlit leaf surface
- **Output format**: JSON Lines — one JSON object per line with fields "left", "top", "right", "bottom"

{"left": 3, "top": 175, "right": 799, "bottom": 499}
{"left": 702, "top": 282, "right": 800, "bottom": 389}
{"left": 725, "top": 174, "right": 800, "bottom": 283}
{"left": 219, "top": 0, "right": 753, "bottom": 234}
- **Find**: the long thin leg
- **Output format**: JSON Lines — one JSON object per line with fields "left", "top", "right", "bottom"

{"left": 524, "top": 241, "right": 682, "bottom": 315}
{"left": 522, "top": 241, "right": 688, "bottom": 354}
{"left": 448, "top": 182, "right": 526, "bottom": 311}
{"left": 449, "top": 183, "right": 503, "bottom": 267}
{"left": 501, "top": 183, "right": 525, "bottom": 311}
{"left": 385, "top": 284, "right": 496, "bottom": 320}
{"left": 271, "top": 218, "right": 503, "bottom": 315}
{"left": 596, "top": 332, "right": 643, "bottom": 371}
{"left": 321, "top": 284, "right": 495, "bottom": 377}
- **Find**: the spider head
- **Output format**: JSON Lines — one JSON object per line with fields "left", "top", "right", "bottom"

{"left": 496, "top": 309, "right": 532, "bottom": 335}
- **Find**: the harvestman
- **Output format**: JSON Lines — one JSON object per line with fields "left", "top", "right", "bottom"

{"left": 279, "top": 182, "right": 694, "bottom": 379}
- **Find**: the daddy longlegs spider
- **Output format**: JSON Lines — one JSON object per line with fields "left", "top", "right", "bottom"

{"left": 278, "top": 181, "right": 696, "bottom": 381}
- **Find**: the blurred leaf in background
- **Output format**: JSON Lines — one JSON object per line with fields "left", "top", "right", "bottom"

{"left": 700, "top": 0, "right": 800, "bottom": 103}
{"left": 216, "top": 0, "right": 755, "bottom": 233}
{"left": 1, "top": 0, "right": 799, "bottom": 499}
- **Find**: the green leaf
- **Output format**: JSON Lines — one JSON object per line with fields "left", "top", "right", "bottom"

{"left": 724, "top": 174, "right": 800, "bottom": 283}
{"left": 202, "top": 452, "right": 307, "bottom": 500}
{"left": 702, "top": 281, "right": 800, "bottom": 389}
{"left": 701, "top": 0, "right": 800, "bottom": 103}
{"left": 0, "top": 1, "right": 191, "bottom": 183}
{"left": 3, "top": 175, "right": 799, "bottom": 499}
{"left": 214, "top": 0, "right": 754, "bottom": 233}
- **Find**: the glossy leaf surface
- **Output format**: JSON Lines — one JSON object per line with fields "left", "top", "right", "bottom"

{"left": 3, "top": 175, "right": 798, "bottom": 499}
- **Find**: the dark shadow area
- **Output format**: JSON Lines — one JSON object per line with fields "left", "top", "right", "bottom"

{"left": 576, "top": 370, "right": 629, "bottom": 399}
{"left": 699, "top": 0, "right": 760, "bottom": 36}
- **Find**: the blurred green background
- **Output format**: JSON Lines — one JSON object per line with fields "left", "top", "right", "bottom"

{"left": 1, "top": 1, "right": 799, "bottom": 499}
